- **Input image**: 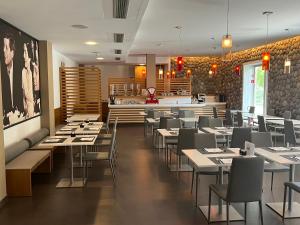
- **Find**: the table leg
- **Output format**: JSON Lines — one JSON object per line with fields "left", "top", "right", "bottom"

{"left": 70, "top": 145, "right": 74, "bottom": 184}
{"left": 288, "top": 164, "right": 295, "bottom": 210}
{"left": 218, "top": 166, "right": 223, "bottom": 214}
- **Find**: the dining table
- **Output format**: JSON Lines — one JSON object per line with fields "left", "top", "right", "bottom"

{"left": 66, "top": 113, "right": 101, "bottom": 122}
{"left": 37, "top": 135, "right": 98, "bottom": 188}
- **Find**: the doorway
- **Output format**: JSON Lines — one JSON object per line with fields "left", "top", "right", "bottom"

{"left": 242, "top": 62, "right": 267, "bottom": 115}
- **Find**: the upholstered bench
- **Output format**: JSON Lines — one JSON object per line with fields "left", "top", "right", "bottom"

{"left": 5, "top": 140, "right": 51, "bottom": 197}
{"left": 26, "top": 128, "right": 56, "bottom": 168}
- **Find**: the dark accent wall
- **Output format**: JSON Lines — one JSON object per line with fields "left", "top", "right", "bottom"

{"left": 171, "top": 36, "right": 300, "bottom": 118}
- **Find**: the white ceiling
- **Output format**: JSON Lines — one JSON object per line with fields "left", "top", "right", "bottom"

{"left": 130, "top": 0, "right": 300, "bottom": 56}
{"left": 1, "top": 0, "right": 300, "bottom": 63}
{"left": 0, "top": 0, "right": 149, "bottom": 63}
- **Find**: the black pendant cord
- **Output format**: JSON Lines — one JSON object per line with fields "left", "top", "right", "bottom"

{"left": 226, "top": 0, "right": 230, "bottom": 36}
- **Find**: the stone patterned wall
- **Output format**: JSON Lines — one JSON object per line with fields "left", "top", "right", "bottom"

{"left": 171, "top": 36, "right": 300, "bottom": 118}
{"left": 170, "top": 56, "right": 220, "bottom": 95}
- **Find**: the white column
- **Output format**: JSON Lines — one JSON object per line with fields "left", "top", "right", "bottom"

{"left": 146, "top": 54, "right": 156, "bottom": 88}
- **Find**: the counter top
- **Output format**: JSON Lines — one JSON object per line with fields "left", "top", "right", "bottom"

{"left": 109, "top": 102, "right": 226, "bottom": 108}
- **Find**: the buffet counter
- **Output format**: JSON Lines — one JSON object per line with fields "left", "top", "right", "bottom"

{"left": 108, "top": 101, "right": 226, "bottom": 123}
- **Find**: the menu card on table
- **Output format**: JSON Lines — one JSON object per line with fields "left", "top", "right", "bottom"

{"left": 72, "top": 137, "right": 95, "bottom": 143}
{"left": 43, "top": 138, "right": 67, "bottom": 144}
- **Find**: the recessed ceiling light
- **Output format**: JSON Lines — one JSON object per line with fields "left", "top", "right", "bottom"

{"left": 85, "top": 41, "right": 98, "bottom": 46}
{"left": 96, "top": 57, "right": 104, "bottom": 60}
{"left": 71, "top": 24, "right": 88, "bottom": 29}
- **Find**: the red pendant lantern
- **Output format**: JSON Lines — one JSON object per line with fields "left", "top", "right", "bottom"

{"left": 234, "top": 65, "right": 241, "bottom": 76}
{"left": 211, "top": 64, "right": 217, "bottom": 75}
{"left": 262, "top": 52, "right": 270, "bottom": 71}
{"left": 176, "top": 56, "right": 184, "bottom": 71}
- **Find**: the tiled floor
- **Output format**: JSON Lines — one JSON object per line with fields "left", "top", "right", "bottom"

{"left": 0, "top": 125, "right": 300, "bottom": 225}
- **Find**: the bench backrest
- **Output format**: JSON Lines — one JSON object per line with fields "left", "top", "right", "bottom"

{"left": 24, "top": 128, "right": 50, "bottom": 147}
{"left": 5, "top": 140, "right": 30, "bottom": 163}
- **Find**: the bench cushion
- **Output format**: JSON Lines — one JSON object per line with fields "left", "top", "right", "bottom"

{"left": 6, "top": 150, "right": 51, "bottom": 170}
{"left": 25, "top": 128, "right": 50, "bottom": 147}
{"left": 5, "top": 140, "right": 30, "bottom": 163}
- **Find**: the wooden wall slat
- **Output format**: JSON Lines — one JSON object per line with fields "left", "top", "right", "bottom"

{"left": 60, "top": 67, "right": 101, "bottom": 123}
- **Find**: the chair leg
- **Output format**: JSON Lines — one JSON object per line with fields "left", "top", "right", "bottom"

{"left": 196, "top": 173, "right": 199, "bottom": 207}
{"left": 226, "top": 202, "right": 230, "bottom": 225}
{"left": 271, "top": 172, "right": 274, "bottom": 191}
{"left": 244, "top": 202, "right": 247, "bottom": 223}
{"left": 283, "top": 185, "right": 287, "bottom": 221}
{"left": 259, "top": 200, "right": 263, "bottom": 225}
{"left": 109, "top": 161, "right": 116, "bottom": 185}
{"left": 191, "top": 167, "right": 195, "bottom": 194}
{"left": 208, "top": 187, "right": 212, "bottom": 223}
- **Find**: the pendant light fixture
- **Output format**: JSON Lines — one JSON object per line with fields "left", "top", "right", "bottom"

{"left": 262, "top": 11, "right": 273, "bottom": 71}
{"left": 221, "top": 0, "right": 232, "bottom": 49}
{"left": 158, "top": 65, "right": 163, "bottom": 79}
{"left": 175, "top": 26, "right": 184, "bottom": 72}
{"left": 284, "top": 29, "right": 291, "bottom": 74}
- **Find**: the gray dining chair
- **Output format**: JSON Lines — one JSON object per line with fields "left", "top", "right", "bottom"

{"left": 284, "top": 120, "right": 300, "bottom": 146}
{"left": 248, "top": 106, "right": 255, "bottom": 114}
{"left": 84, "top": 119, "right": 118, "bottom": 184}
{"left": 269, "top": 110, "right": 291, "bottom": 132}
{"left": 283, "top": 182, "right": 300, "bottom": 221}
{"left": 257, "top": 115, "right": 284, "bottom": 146}
{"left": 166, "top": 118, "right": 182, "bottom": 129}
{"left": 251, "top": 132, "right": 289, "bottom": 191}
{"left": 98, "top": 116, "right": 118, "bottom": 140}
{"left": 179, "top": 110, "right": 196, "bottom": 128}
{"left": 213, "top": 107, "right": 218, "bottom": 118}
{"left": 208, "top": 157, "right": 265, "bottom": 225}
{"left": 224, "top": 109, "right": 233, "bottom": 127}
{"left": 208, "top": 118, "right": 227, "bottom": 146}
{"left": 171, "top": 128, "right": 198, "bottom": 169}
{"left": 192, "top": 133, "right": 228, "bottom": 206}
{"left": 236, "top": 111, "right": 244, "bottom": 127}
{"left": 171, "top": 107, "right": 180, "bottom": 114}
{"left": 230, "top": 127, "right": 251, "bottom": 148}
{"left": 198, "top": 116, "right": 210, "bottom": 128}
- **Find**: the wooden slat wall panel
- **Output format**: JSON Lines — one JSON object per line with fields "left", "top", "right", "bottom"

{"left": 108, "top": 78, "right": 146, "bottom": 96}
{"left": 60, "top": 67, "right": 101, "bottom": 123}
{"left": 155, "top": 78, "right": 191, "bottom": 95}
{"left": 109, "top": 104, "right": 226, "bottom": 123}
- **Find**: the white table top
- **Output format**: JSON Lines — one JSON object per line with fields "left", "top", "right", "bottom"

{"left": 146, "top": 118, "right": 160, "bottom": 124}
{"left": 254, "top": 148, "right": 300, "bottom": 165}
{"left": 157, "top": 128, "right": 204, "bottom": 137}
{"left": 37, "top": 135, "right": 98, "bottom": 147}
{"left": 67, "top": 122, "right": 103, "bottom": 127}
{"left": 56, "top": 124, "right": 102, "bottom": 135}
{"left": 265, "top": 119, "right": 300, "bottom": 126}
{"left": 66, "top": 114, "right": 100, "bottom": 122}
{"left": 202, "top": 127, "right": 233, "bottom": 136}
{"left": 179, "top": 117, "right": 198, "bottom": 122}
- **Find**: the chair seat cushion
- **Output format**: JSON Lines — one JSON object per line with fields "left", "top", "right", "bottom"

{"left": 98, "top": 133, "right": 112, "bottom": 139}
{"left": 264, "top": 163, "right": 289, "bottom": 172}
{"left": 85, "top": 152, "right": 109, "bottom": 161}
{"left": 270, "top": 132, "right": 284, "bottom": 137}
{"left": 209, "top": 184, "right": 228, "bottom": 200}
{"left": 196, "top": 167, "right": 229, "bottom": 175}
{"left": 166, "top": 137, "right": 178, "bottom": 144}
{"left": 284, "top": 182, "right": 300, "bottom": 193}
{"left": 95, "top": 139, "right": 111, "bottom": 146}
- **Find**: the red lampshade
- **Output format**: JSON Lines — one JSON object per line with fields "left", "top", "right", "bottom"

{"left": 176, "top": 56, "right": 184, "bottom": 71}
{"left": 235, "top": 65, "right": 241, "bottom": 76}
{"left": 186, "top": 69, "right": 191, "bottom": 78}
{"left": 262, "top": 52, "right": 270, "bottom": 71}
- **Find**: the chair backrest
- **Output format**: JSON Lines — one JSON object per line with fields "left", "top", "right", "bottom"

{"left": 248, "top": 106, "right": 255, "bottom": 114}
{"left": 268, "top": 108, "right": 275, "bottom": 116}
{"left": 179, "top": 110, "right": 195, "bottom": 118}
{"left": 230, "top": 127, "right": 252, "bottom": 148}
{"left": 257, "top": 115, "right": 267, "bottom": 132}
{"left": 106, "top": 110, "right": 111, "bottom": 130}
{"left": 224, "top": 109, "right": 233, "bottom": 126}
{"left": 159, "top": 116, "right": 172, "bottom": 129}
{"left": 251, "top": 132, "right": 273, "bottom": 147}
{"left": 227, "top": 157, "right": 265, "bottom": 202}
{"left": 153, "top": 111, "right": 163, "bottom": 119}
{"left": 146, "top": 109, "right": 155, "bottom": 118}
{"left": 109, "top": 118, "right": 118, "bottom": 160}
{"left": 198, "top": 116, "right": 209, "bottom": 128}
{"left": 166, "top": 119, "right": 182, "bottom": 129}
{"left": 208, "top": 118, "right": 223, "bottom": 128}
{"left": 213, "top": 107, "right": 218, "bottom": 118}
{"left": 177, "top": 128, "right": 198, "bottom": 153}
{"left": 236, "top": 111, "right": 243, "bottom": 127}
{"left": 284, "top": 120, "right": 296, "bottom": 146}
{"left": 194, "top": 133, "right": 217, "bottom": 149}
{"left": 283, "top": 111, "right": 292, "bottom": 120}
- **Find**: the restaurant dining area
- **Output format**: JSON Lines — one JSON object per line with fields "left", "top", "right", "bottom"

{"left": 1, "top": 0, "right": 300, "bottom": 225}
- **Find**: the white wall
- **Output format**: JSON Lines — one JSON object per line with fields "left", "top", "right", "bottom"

{"left": 96, "top": 64, "right": 134, "bottom": 100}
{"left": 52, "top": 48, "right": 77, "bottom": 109}
{"left": 4, "top": 117, "right": 41, "bottom": 148}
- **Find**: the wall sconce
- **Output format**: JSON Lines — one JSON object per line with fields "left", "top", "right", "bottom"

{"left": 158, "top": 68, "right": 164, "bottom": 79}
{"left": 186, "top": 69, "right": 191, "bottom": 78}
{"left": 166, "top": 71, "right": 171, "bottom": 79}
{"left": 171, "top": 71, "right": 176, "bottom": 79}
{"left": 234, "top": 65, "right": 241, "bottom": 76}
{"left": 262, "top": 52, "right": 270, "bottom": 71}
{"left": 284, "top": 58, "right": 291, "bottom": 74}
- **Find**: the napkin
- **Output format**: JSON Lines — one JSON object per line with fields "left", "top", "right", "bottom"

{"left": 204, "top": 148, "right": 223, "bottom": 153}
{"left": 269, "top": 147, "right": 290, "bottom": 151}
{"left": 45, "top": 138, "right": 61, "bottom": 143}
{"left": 80, "top": 137, "right": 94, "bottom": 141}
